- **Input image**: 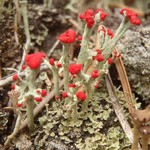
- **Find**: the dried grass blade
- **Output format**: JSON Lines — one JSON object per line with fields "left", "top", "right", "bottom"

{"left": 105, "top": 73, "right": 134, "bottom": 143}
{"left": 115, "top": 55, "right": 133, "bottom": 105}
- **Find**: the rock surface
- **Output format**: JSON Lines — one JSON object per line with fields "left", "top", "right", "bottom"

{"left": 118, "top": 26, "right": 150, "bottom": 102}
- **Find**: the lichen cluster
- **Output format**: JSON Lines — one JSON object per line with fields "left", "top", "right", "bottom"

{"left": 34, "top": 86, "right": 131, "bottom": 150}
{"left": 2, "top": 1, "right": 144, "bottom": 149}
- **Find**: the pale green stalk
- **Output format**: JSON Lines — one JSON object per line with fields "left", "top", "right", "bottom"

{"left": 71, "top": 103, "right": 78, "bottom": 121}
{"left": 20, "top": 0, "right": 30, "bottom": 44}
{"left": 44, "top": 0, "right": 53, "bottom": 9}
{"left": 62, "top": 44, "right": 71, "bottom": 91}
{"left": 43, "top": 59, "right": 60, "bottom": 96}
{"left": 77, "top": 26, "right": 93, "bottom": 64}
{"left": 52, "top": 68, "right": 60, "bottom": 96}
{"left": 82, "top": 82, "right": 93, "bottom": 112}
{"left": 26, "top": 97, "right": 35, "bottom": 131}
{"left": 19, "top": 0, "right": 31, "bottom": 71}
{"left": 25, "top": 70, "right": 39, "bottom": 130}
{"left": 77, "top": 12, "right": 101, "bottom": 64}
{"left": 101, "top": 17, "right": 131, "bottom": 61}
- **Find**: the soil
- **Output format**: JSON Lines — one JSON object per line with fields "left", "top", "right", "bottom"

{"left": 0, "top": 0, "right": 150, "bottom": 150}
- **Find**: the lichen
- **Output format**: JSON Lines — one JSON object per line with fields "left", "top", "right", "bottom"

{"left": 34, "top": 84, "right": 131, "bottom": 150}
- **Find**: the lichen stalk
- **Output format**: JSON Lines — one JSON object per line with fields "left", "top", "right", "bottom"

{"left": 77, "top": 12, "right": 103, "bottom": 64}
{"left": 20, "top": 0, "right": 31, "bottom": 45}
{"left": 8, "top": 91, "right": 19, "bottom": 114}
{"left": 114, "top": 17, "right": 128, "bottom": 37}
{"left": 26, "top": 97, "right": 35, "bottom": 131}
{"left": 82, "top": 91, "right": 89, "bottom": 111}
{"left": 71, "top": 103, "right": 78, "bottom": 121}
{"left": 77, "top": 26, "right": 93, "bottom": 64}
{"left": 62, "top": 44, "right": 71, "bottom": 91}
{"left": 82, "top": 82, "right": 93, "bottom": 112}
{"left": 111, "top": 22, "right": 130, "bottom": 48}
{"left": 44, "top": 0, "right": 53, "bottom": 9}
{"left": 102, "top": 18, "right": 130, "bottom": 59}
{"left": 25, "top": 70, "right": 39, "bottom": 130}
{"left": 83, "top": 58, "right": 94, "bottom": 73}
{"left": 19, "top": 0, "right": 31, "bottom": 71}
{"left": 14, "top": 0, "right": 21, "bottom": 45}
{"left": 98, "top": 31, "right": 105, "bottom": 49}
{"left": 43, "top": 59, "right": 60, "bottom": 96}
{"left": 14, "top": 0, "right": 21, "bottom": 24}
{"left": 52, "top": 68, "right": 60, "bottom": 96}
{"left": 77, "top": 71, "right": 90, "bottom": 83}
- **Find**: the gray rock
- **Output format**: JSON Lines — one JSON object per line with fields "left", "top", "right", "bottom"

{"left": 117, "top": 26, "right": 150, "bottom": 102}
